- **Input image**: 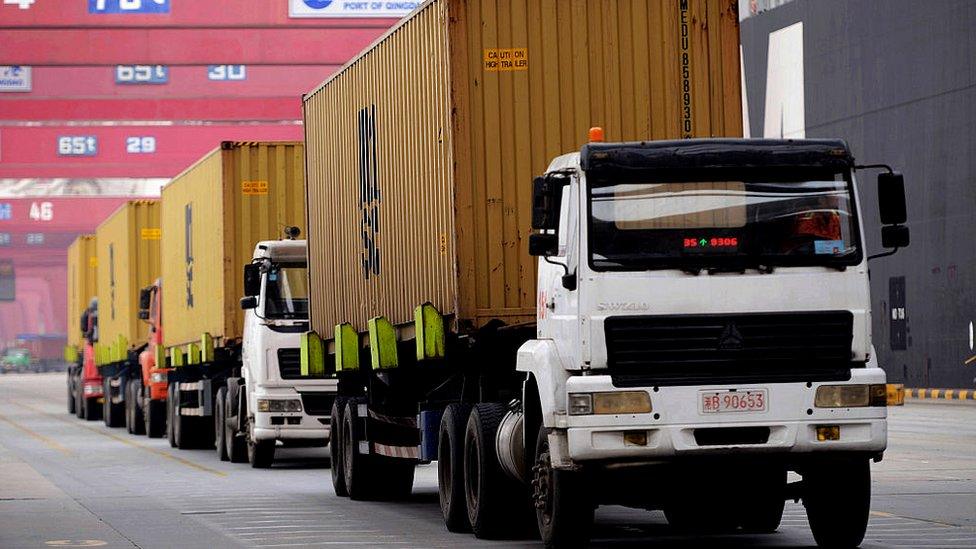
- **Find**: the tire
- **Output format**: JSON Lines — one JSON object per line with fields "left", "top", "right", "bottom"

{"left": 330, "top": 396, "right": 349, "bottom": 497}
{"left": 438, "top": 403, "right": 471, "bottom": 532}
{"left": 130, "top": 381, "right": 145, "bottom": 435}
{"left": 225, "top": 389, "right": 247, "bottom": 463}
{"left": 83, "top": 396, "right": 102, "bottom": 421}
{"left": 145, "top": 398, "right": 166, "bottom": 438}
{"left": 75, "top": 383, "right": 85, "bottom": 419}
{"left": 342, "top": 399, "right": 374, "bottom": 500}
{"left": 103, "top": 377, "right": 114, "bottom": 427}
{"left": 124, "top": 380, "right": 134, "bottom": 433}
{"left": 738, "top": 467, "right": 786, "bottom": 533}
{"left": 248, "top": 437, "right": 275, "bottom": 468}
{"left": 804, "top": 458, "right": 871, "bottom": 548}
{"left": 67, "top": 376, "right": 76, "bottom": 414}
{"left": 464, "top": 403, "right": 529, "bottom": 539}
{"left": 215, "top": 387, "right": 229, "bottom": 461}
{"left": 166, "top": 383, "right": 177, "bottom": 448}
{"left": 533, "top": 425, "right": 593, "bottom": 548}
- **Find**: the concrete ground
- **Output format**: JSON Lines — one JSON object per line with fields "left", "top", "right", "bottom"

{"left": 0, "top": 373, "right": 973, "bottom": 549}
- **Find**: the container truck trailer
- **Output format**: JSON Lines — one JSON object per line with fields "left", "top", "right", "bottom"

{"left": 66, "top": 234, "right": 96, "bottom": 415}
{"left": 92, "top": 201, "right": 162, "bottom": 429}
{"left": 159, "top": 141, "right": 335, "bottom": 468}
{"left": 299, "top": 0, "right": 908, "bottom": 547}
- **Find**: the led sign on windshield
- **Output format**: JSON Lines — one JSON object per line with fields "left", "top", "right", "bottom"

{"left": 683, "top": 237, "right": 739, "bottom": 252}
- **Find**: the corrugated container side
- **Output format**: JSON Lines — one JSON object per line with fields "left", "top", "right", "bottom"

{"left": 95, "top": 201, "right": 161, "bottom": 354}
{"left": 161, "top": 142, "right": 306, "bottom": 349}
{"left": 305, "top": 1, "right": 455, "bottom": 333}
{"left": 304, "top": 0, "right": 742, "bottom": 335}
{"left": 66, "top": 235, "right": 97, "bottom": 349}
{"left": 451, "top": 0, "right": 742, "bottom": 327}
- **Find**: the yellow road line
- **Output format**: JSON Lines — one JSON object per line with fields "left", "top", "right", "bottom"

{"left": 15, "top": 400, "right": 227, "bottom": 478}
{"left": 0, "top": 413, "right": 75, "bottom": 457}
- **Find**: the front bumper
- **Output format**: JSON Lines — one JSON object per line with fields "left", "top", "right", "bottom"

{"left": 251, "top": 411, "right": 330, "bottom": 442}
{"left": 560, "top": 368, "right": 887, "bottom": 463}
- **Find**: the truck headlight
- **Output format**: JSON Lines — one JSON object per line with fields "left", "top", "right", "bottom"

{"left": 150, "top": 371, "right": 167, "bottom": 383}
{"left": 815, "top": 384, "right": 887, "bottom": 408}
{"left": 256, "top": 399, "right": 303, "bottom": 413}
{"left": 568, "top": 391, "right": 652, "bottom": 415}
{"left": 83, "top": 383, "right": 101, "bottom": 396}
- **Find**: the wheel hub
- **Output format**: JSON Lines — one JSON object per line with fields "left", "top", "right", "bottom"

{"left": 531, "top": 449, "right": 553, "bottom": 518}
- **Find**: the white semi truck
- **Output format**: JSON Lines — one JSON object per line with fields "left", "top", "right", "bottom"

{"left": 307, "top": 137, "right": 908, "bottom": 548}
{"left": 227, "top": 238, "right": 338, "bottom": 466}
{"left": 512, "top": 137, "right": 907, "bottom": 547}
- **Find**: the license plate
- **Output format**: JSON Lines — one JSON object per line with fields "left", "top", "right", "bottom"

{"left": 700, "top": 389, "right": 767, "bottom": 413}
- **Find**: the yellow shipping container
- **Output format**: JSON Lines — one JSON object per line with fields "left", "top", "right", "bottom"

{"left": 160, "top": 141, "right": 306, "bottom": 350}
{"left": 66, "top": 234, "right": 97, "bottom": 350}
{"left": 303, "top": 0, "right": 742, "bottom": 334}
{"left": 95, "top": 200, "right": 161, "bottom": 364}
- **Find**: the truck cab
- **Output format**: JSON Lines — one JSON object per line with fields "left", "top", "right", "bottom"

{"left": 135, "top": 280, "right": 168, "bottom": 437}
{"left": 76, "top": 298, "right": 102, "bottom": 420}
{"left": 517, "top": 137, "right": 909, "bottom": 548}
{"left": 231, "top": 238, "right": 337, "bottom": 467}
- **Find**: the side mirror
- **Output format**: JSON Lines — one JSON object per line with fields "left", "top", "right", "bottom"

{"left": 138, "top": 287, "right": 152, "bottom": 310}
{"left": 531, "top": 175, "right": 565, "bottom": 230}
{"left": 881, "top": 225, "right": 910, "bottom": 248}
{"left": 240, "top": 296, "right": 258, "bottom": 310}
{"left": 138, "top": 310, "right": 150, "bottom": 320}
{"left": 878, "top": 172, "right": 907, "bottom": 225}
{"left": 243, "top": 263, "right": 262, "bottom": 297}
{"left": 528, "top": 233, "right": 559, "bottom": 257}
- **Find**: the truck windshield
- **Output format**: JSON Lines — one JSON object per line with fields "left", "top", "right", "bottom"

{"left": 588, "top": 175, "right": 861, "bottom": 270}
{"left": 264, "top": 263, "right": 309, "bottom": 320}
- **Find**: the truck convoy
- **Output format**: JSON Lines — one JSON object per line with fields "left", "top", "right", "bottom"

{"left": 63, "top": 141, "right": 334, "bottom": 467}
{"left": 297, "top": 1, "right": 908, "bottom": 548}
{"left": 56, "top": 1, "right": 910, "bottom": 547}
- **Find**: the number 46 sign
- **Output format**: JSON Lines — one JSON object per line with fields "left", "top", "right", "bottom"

{"left": 89, "top": 0, "right": 169, "bottom": 14}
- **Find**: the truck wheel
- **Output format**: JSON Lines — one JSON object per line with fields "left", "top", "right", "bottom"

{"left": 247, "top": 438, "right": 275, "bottom": 468}
{"left": 739, "top": 467, "right": 787, "bottom": 533}
{"left": 131, "top": 382, "right": 145, "bottom": 435}
{"left": 329, "top": 396, "right": 348, "bottom": 497}
{"left": 75, "top": 384, "right": 85, "bottom": 419}
{"left": 123, "top": 380, "right": 134, "bottom": 433}
{"left": 342, "top": 399, "right": 376, "bottom": 500}
{"left": 225, "top": 390, "right": 247, "bottom": 463}
{"left": 804, "top": 458, "right": 871, "bottom": 548}
{"left": 532, "top": 426, "right": 593, "bottom": 548}
{"left": 438, "top": 403, "right": 471, "bottom": 532}
{"left": 67, "top": 377, "right": 76, "bottom": 414}
{"left": 145, "top": 398, "right": 166, "bottom": 438}
{"left": 103, "top": 378, "right": 114, "bottom": 427}
{"left": 166, "top": 384, "right": 177, "bottom": 448}
{"left": 84, "top": 396, "right": 102, "bottom": 421}
{"left": 215, "top": 387, "right": 229, "bottom": 461}
{"left": 464, "top": 403, "right": 528, "bottom": 539}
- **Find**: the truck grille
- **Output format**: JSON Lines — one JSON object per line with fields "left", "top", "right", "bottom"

{"left": 277, "top": 348, "right": 302, "bottom": 379}
{"left": 604, "top": 311, "right": 855, "bottom": 386}
{"left": 300, "top": 392, "right": 335, "bottom": 417}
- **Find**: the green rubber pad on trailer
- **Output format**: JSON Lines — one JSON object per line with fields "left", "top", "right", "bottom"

{"left": 111, "top": 335, "right": 128, "bottom": 363}
{"left": 185, "top": 343, "right": 201, "bottom": 365}
{"left": 201, "top": 333, "right": 215, "bottom": 363}
{"left": 170, "top": 347, "right": 184, "bottom": 367}
{"left": 368, "top": 316, "right": 398, "bottom": 370}
{"left": 300, "top": 331, "right": 325, "bottom": 376}
{"left": 334, "top": 323, "right": 359, "bottom": 372}
{"left": 63, "top": 345, "right": 79, "bottom": 364}
{"left": 414, "top": 303, "right": 445, "bottom": 361}
{"left": 154, "top": 345, "right": 166, "bottom": 370}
